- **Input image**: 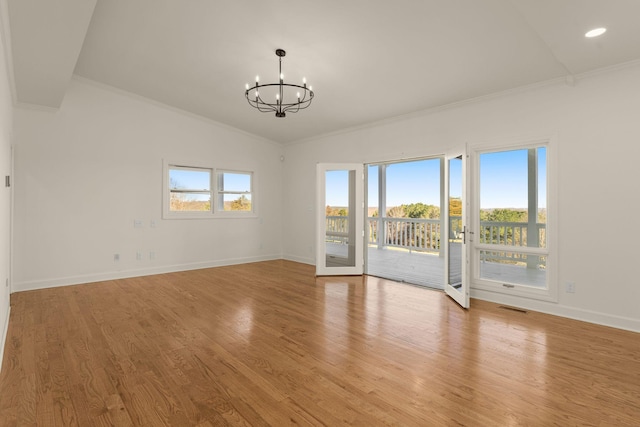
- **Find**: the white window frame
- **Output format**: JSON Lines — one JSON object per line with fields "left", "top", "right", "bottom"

{"left": 162, "top": 160, "right": 257, "bottom": 219}
{"left": 469, "top": 137, "right": 558, "bottom": 302}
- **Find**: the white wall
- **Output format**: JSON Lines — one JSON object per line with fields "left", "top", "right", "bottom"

{"left": 0, "top": 0, "right": 12, "bottom": 367}
{"left": 12, "top": 78, "right": 283, "bottom": 291}
{"left": 283, "top": 63, "right": 640, "bottom": 332}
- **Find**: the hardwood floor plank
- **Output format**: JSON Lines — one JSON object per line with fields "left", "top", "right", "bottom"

{"left": 1, "top": 260, "right": 639, "bottom": 426}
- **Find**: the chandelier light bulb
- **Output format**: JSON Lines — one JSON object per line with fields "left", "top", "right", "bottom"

{"left": 297, "top": 92, "right": 301, "bottom": 99}
{"left": 303, "top": 77, "right": 306, "bottom": 84}
{"left": 280, "top": 73, "right": 284, "bottom": 80}
{"left": 256, "top": 75, "right": 259, "bottom": 83}
{"left": 245, "top": 83, "right": 249, "bottom": 90}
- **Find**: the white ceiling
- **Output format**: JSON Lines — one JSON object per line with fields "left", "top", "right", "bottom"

{"left": 7, "top": 0, "right": 640, "bottom": 143}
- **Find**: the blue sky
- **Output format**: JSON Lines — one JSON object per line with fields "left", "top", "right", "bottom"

{"left": 325, "top": 148, "right": 547, "bottom": 209}
{"left": 368, "top": 159, "right": 442, "bottom": 206}
{"left": 170, "top": 169, "right": 251, "bottom": 191}
{"left": 480, "top": 148, "right": 546, "bottom": 209}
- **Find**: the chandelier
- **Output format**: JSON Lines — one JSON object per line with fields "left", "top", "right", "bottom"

{"left": 245, "top": 49, "right": 314, "bottom": 118}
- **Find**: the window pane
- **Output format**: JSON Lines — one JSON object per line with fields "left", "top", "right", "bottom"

{"left": 169, "top": 168, "right": 210, "bottom": 191}
{"left": 479, "top": 148, "right": 546, "bottom": 249}
{"left": 170, "top": 192, "right": 211, "bottom": 211}
{"left": 220, "top": 194, "right": 252, "bottom": 211}
{"left": 479, "top": 250, "right": 546, "bottom": 288}
{"left": 220, "top": 172, "right": 251, "bottom": 192}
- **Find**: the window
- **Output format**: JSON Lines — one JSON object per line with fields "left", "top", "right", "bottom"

{"left": 471, "top": 141, "right": 556, "bottom": 301}
{"left": 163, "top": 161, "right": 255, "bottom": 218}
{"left": 217, "top": 171, "right": 253, "bottom": 213}
{"left": 169, "top": 166, "right": 212, "bottom": 212}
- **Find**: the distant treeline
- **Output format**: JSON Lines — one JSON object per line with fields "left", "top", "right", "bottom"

{"left": 327, "top": 200, "right": 546, "bottom": 223}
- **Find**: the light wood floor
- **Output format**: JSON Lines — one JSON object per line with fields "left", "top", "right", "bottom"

{"left": 1, "top": 260, "right": 638, "bottom": 426}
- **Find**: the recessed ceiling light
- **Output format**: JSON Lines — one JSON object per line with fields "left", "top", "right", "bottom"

{"left": 585, "top": 27, "right": 607, "bottom": 38}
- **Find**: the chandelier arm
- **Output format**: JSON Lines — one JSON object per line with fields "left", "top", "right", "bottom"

{"left": 246, "top": 93, "right": 275, "bottom": 113}
{"left": 249, "top": 96, "right": 277, "bottom": 113}
{"left": 282, "top": 95, "right": 312, "bottom": 109}
{"left": 283, "top": 99, "right": 312, "bottom": 113}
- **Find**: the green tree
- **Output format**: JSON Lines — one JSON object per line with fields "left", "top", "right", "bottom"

{"left": 230, "top": 195, "right": 251, "bottom": 211}
{"left": 387, "top": 205, "right": 405, "bottom": 218}
{"left": 325, "top": 206, "right": 348, "bottom": 216}
{"left": 486, "top": 208, "right": 527, "bottom": 222}
{"left": 449, "top": 198, "right": 462, "bottom": 216}
{"left": 402, "top": 202, "right": 440, "bottom": 219}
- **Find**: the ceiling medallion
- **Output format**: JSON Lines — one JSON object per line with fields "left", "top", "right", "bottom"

{"left": 245, "top": 49, "right": 314, "bottom": 118}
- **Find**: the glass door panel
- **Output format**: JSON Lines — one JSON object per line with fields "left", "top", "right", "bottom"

{"left": 316, "top": 164, "right": 364, "bottom": 275}
{"left": 444, "top": 154, "right": 469, "bottom": 308}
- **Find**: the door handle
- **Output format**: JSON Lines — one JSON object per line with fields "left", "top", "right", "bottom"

{"left": 459, "top": 226, "right": 473, "bottom": 244}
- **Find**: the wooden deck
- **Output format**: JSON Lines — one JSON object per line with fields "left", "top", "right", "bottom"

{"left": 367, "top": 246, "right": 447, "bottom": 289}
{"left": 365, "top": 244, "right": 546, "bottom": 289}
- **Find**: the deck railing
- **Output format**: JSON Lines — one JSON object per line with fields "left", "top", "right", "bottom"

{"left": 478, "top": 221, "right": 546, "bottom": 247}
{"left": 368, "top": 217, "right": 441, "bottom": 253}
{"left": 477, "top": 220, "right": 546, "bottom": 266}
{"left": 325, "top": 216, "right": 349, "bottom": 244}
{"left": 326, "top": 216, "right": 546, "bottom": 258}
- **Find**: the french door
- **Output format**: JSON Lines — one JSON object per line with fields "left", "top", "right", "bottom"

{"left": 316, "top": 163, "right": 364, "bottom": 276}
{"left": 444, "top": 152, "right": 470, "bottom": 308}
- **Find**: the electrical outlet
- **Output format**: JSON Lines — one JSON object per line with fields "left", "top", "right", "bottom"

{"left": 565, "top": 281, "right": 576, "bottom": 293}
{"left": 134, "top": 219, "right": 143, "bottom": 228}
{"left": 136, "top": 252, "right": 143, "bottom": 261}
{"left": 149, "top": 251, "right": 156, "bottom": 260}
{"left": 114, "top": 254, "right": 120, "bottom": 262}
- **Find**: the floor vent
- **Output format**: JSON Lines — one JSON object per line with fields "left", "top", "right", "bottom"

{"left": 498, "top": 305, "right": 528, "bottom": 314}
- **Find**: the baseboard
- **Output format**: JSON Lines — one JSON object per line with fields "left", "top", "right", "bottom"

{"left": 282, "top": 253, "right": 315, "bottom": 266}
{"left": 0, "top": 303, "right": 9, "bottom": 373}
{"left": 12, "top": 254, "right": 282, "bottom": 293}
{"left": 471, "top": 289, "right": 640, "bottom": 333}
